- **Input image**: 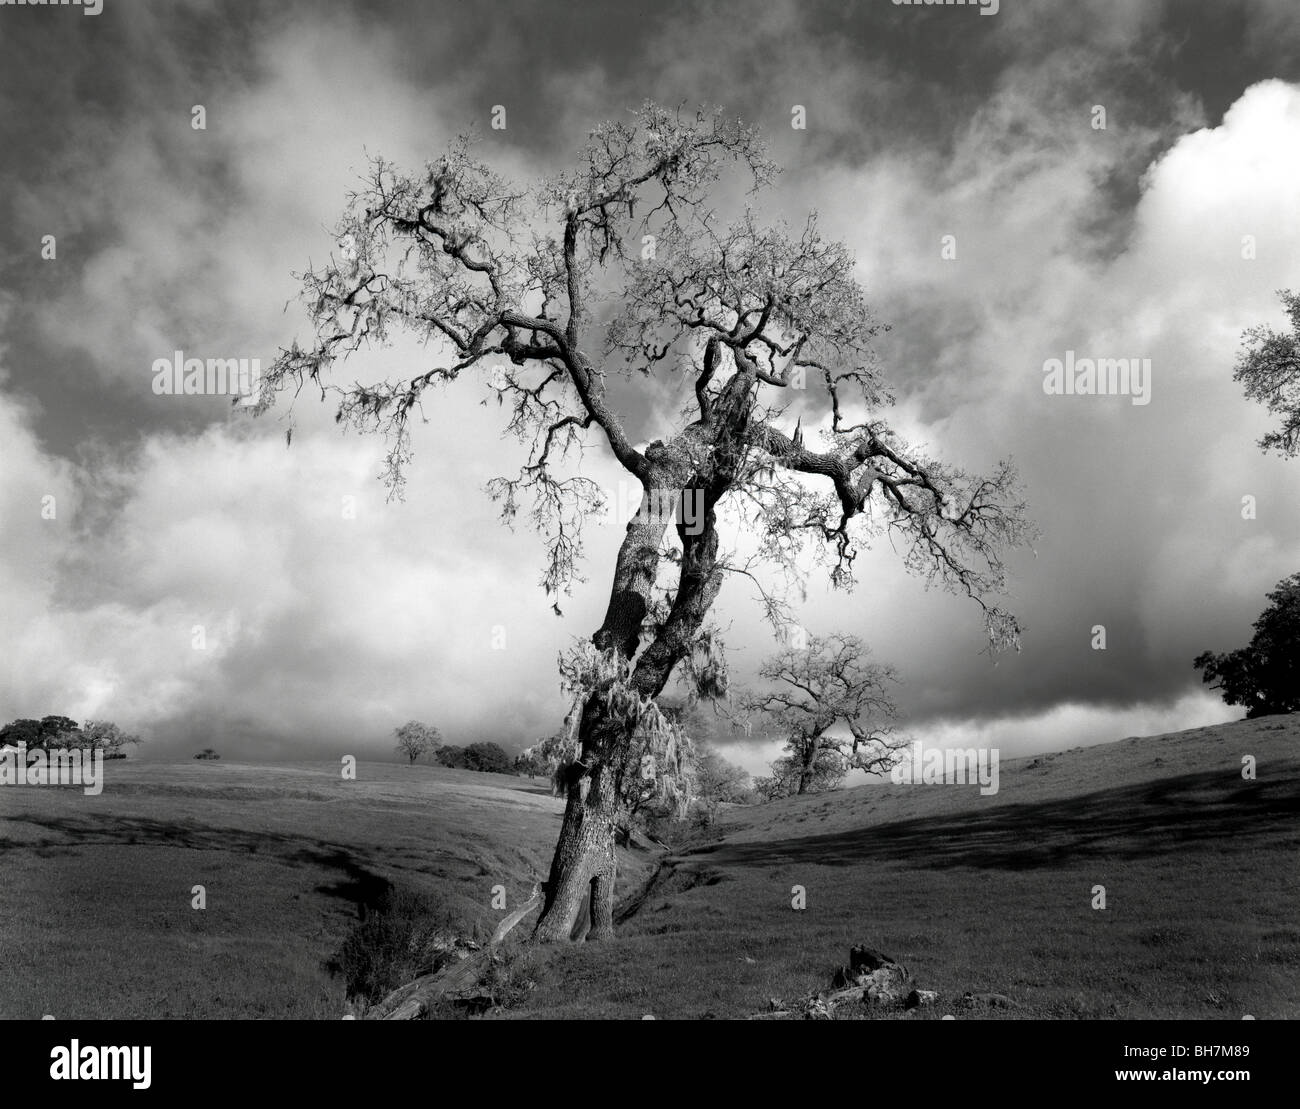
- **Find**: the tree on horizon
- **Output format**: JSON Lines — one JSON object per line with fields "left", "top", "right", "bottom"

{"left": 1195, "top": 572, "right": 1300, "bottom": 718}
{"left": 394, "top": 720, "right": 441, "bottom": 764}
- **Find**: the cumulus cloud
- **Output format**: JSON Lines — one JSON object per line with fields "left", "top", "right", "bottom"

{"left": 2, "top": 2, "right": 1297, "bottom": 765}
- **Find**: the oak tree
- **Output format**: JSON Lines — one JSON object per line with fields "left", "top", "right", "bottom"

{"left": 259, "top": 103, "right": 1033, "bottom": 942}
{"left": 1234, "top": 289, "right": 1300, "bottom": 457}
{"left": 394, "top": 720, "right": 440, "bottom": 764}
{"left": 745, "top": 632, "right": 903, "bottom": 798}
{"left": 1194, "top": 572, "right": 1300, "bottom": 718}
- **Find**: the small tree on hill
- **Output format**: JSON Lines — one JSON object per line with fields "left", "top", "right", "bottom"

{"left": 694, "top": 742, "right": 754, "bottom": 804}
{"left": 434, "top": 745, "right": 465, "bottom": 768}
{"left": 743, "top": 632, "right": 904, "bottom": 798}
{"left": 464, "top": 742, "right": 514, "bottom": 774}
{"left": 394, "top": 720, "right": 441, "bottom": 764}
{"left": 69, "top": 720, "right": 142, "bottom": 759}
{"left": 0, "top": 719, "right": 41, "bottom": 749}
{"left": 516, "top": 733, "right": 565, "bottom": 779}
{"left": 437, "top": 742, "right": 513, "bottom": 773}
{"left": 39, "top": 716, "right": 80, "bottom": 750}
{"left": 1194, "top": 572, "right": 1300, "bottom": 718}
{"left": 0, "top": 717, "right": 140, "bottom": 756}
{"left": 756, "top": 746, "right": 849, "bottom": 800}
{"left": 1234, "top": 290, "right": 1300, "bottom": 457}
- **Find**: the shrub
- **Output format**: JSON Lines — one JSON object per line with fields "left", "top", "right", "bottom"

{"left": 435, "top": 742, "right": 514, "bottom": 774}
{"left": 464, "top": 742, "right": 513, "bottom": 774}
{"left": 331, "top": 882, "right": 461, "bottom": 1007}
{"left": 1195, "top": 572, "right": 1300, "bottom": 718}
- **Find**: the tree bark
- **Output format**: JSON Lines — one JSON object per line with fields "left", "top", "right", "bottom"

{"left": 532, "top": 368, "right": 750, "bottom": 943}
{"left": 533, "top": 752, "right": 623, "bottom": 942}
{"left": 533, "top": 485, "right": 726, "bottom": 942}
{"left": 532, "top": 481, "right": 680, "bottom": 944}
{"left": 797, "top": 738, "right": 818, "bottom": 795}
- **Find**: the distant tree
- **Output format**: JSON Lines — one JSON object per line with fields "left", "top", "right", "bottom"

{"left": 658, "top": 698, "right": 712, "bottom": 745}
{"left": 434, "top": 745, "right": 468, "bottom": 769}
{"left": 742, "top": 633, "right": 904, "bottom": 798}
{"left": 755, "top": 748, "right": 851, "bottom": 800}
{"left": 394, "top": 720, "right": 441, "bottom": 764}
{"left": 1195, "top": 573, "right": 1300, "bottom": 718}
{"left": 38, "top": 716, "right": 80, "bottom": 750}
{"left": 693, "top": 742, "right": 754, "bottom": 805}
{"left": 0, "top": 719, "right": 41, "bottom": 749}
{"left": 615, "top": 695, "right": 701, "bottom": 824}
{"left": 0, "top": 716, "right": 129, "bottom": 753}
{"left": 1234, "top": 290, "right": 1300, "bottom": 457}
{"left": 66, "top": 720, "right": 142, "bottom": 760}
{"left": 464, "top": 742, "right": 514, "bottom": 774}
{"left": 514, "top": 740, "right": 555, "bottom": 779}
{"left": 433, "top": 743, "right": 513, "bottom": 773}
{"left": 194, "top": 748, "right": 221, "bottom": 760}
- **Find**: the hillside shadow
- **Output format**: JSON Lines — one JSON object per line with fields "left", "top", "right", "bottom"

{"left": 686, "top": 769, "right": 1300, "bottom": 872}
{"left": 0, "top": 811, "right": 392, "bottom": 913}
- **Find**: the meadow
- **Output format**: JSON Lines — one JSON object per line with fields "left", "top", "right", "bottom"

{"left": 1, "top": 715, "right": 1296, "bottom": 1020}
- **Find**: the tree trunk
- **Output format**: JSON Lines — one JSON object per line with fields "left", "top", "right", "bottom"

{"left": 533, "top": 481, "right": 682, "bottom": 943}
{"left": 533, "top": 745, "right": 624, "bottom": 943}
{"left": 797, "top": 737, "right": 819, "bottom": 795}
{"left": 532, "top": 363, "right": 751, "bottom": 943}
{"left": 533, "top": 489, "right": 726, "bottom": 942}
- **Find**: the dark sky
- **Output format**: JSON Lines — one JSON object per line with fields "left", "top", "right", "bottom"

{"left": 1, "top": 0, "right": 1298, "bottom": 770}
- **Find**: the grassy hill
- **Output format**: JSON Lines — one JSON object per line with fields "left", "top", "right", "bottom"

{"left": 0, "top": 760, "right": 580, "bottom": 1018}
{"left": 508, "top": 714, "right": 1300, "bottom": 1019}
{"left": 1, "top": 715, "right": 1296, "bottom": 1019}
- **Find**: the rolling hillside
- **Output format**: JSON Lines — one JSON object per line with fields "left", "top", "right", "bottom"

{"left": 511, "top": 714, "right": 1300, "bottom": 1019}
{"left": 1, "top": 715, "right": 1296, "bottom": 1019}
{"left": 0, "top": 761, "right": 573, "bottom": 1018}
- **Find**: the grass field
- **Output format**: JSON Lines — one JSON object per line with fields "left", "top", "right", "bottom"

{"left": 1, "top": 715, "right": 1296, "bottom": 1019}
{"left": 511, "top": 715, "right": 1300, "bottom": 1019}
{"left": 0, "top": 761, "right": 582, "bottom": 1018}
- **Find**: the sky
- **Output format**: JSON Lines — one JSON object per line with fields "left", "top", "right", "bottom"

{"left": 1, "top": 0, "right": 1298, "bottom": 772}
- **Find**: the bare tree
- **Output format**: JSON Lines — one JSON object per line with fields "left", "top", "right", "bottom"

{"left": 743, "top": 632, "right": 903, "bottom": 798}
{"left": 514, "top": 740, "right": 553, "bottom": 779}
{"left": 1235, "top": 289, "right": 1300, "bottom": 457}
{"left": 756, "top": 747, "right": 848, "bottom": 800}
{"left": 258, "top": 103, "right": 1034, "bottom": 943}
{"left": 394, "top": 720, "right": 440, "bottom": 765}
{"left": 693, "top": 742, "right": 754, "bottom": 805}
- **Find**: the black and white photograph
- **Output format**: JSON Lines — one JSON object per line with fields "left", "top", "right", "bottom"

{"left": 0, "top": 0, "right": 1296, "bottom": 1080}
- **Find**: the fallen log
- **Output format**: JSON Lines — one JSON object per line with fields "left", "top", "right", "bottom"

{"left": 491, "top": 885, "right": 543, "bottom": 944}
{"left": 368, "top": 883, "right": 541, "bottom": 1020}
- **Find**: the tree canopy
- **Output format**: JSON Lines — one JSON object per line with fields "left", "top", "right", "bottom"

{"left": 1234, "top": 289, "right": 1300, "bottom": 457}
{"left": 394, "top": 720, "right": 441, "bottom": 764}
{"left": 743, "top": 632, "right": 903, "bottom": 798}
{"left": 1194, "top": 572, "right": 1300, "bottom": 718}
{"left": 259, "top": 102, "right": 1032, "bottom": 647}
